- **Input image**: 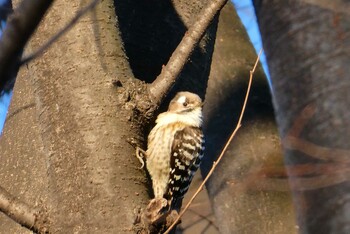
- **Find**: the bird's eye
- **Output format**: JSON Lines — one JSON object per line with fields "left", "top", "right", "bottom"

{"left": 183, "top": 101, "right": 188, "bottom": 107}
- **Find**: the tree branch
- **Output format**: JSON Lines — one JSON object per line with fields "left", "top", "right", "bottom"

{"left": 0, "top": 0, "right": 53, "bottom": 93}
{"left": 283, "top": 103, "right": 350, "bottom": 163}
{"left": 242, "top": 163, "right": 350, "bottom": 192}
{"left": 0, "top": 185, "right": 49, "bottom": 233}
{"left": 148, "top": 0, "right": 228, "bottom": 105}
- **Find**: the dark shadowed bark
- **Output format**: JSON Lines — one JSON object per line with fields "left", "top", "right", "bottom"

{"left": 148, "top": 0, "right": 226, "bottom": 105}
{"left": 114, "top": 0, "right": 218, "bottom": 106}
{"left": 253, "top": 1, "right": 350, "bottom": 233}
{"left": 201, "top": 3, "right": 296, "bottom": 233}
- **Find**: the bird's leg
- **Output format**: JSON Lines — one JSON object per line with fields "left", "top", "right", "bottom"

{"left": 136, "top": 147, "right": 147, "bottom": 169}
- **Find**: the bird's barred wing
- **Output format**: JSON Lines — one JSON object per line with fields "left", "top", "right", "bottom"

{"left": 166, "top": 126, "right": 204, "bottom": 209}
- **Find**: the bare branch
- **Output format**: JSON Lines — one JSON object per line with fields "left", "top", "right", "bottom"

{"left": 164, "top": 49, "right": 263, "bottom": 234}
{"left": 148, "top": 0, "right": 228, "bottom": 105}
{"left": 247, "top": 171, "right": 350, "bottom": 192}
{"left": 0, "top": 0, "right": 53, "bottom": 92}
{"left": 0, "top": 185, "right": 49, "bottom": 233}
{"left": 20, "top": 0, "right": 100, "bottom": 65}
{"left": 284, "top": 136, "right": 350, "bottom": 163}
{"left": 283, "top": 103, "right": 350, "bottom": 163}
{"left": 242, "top": 163, "right": 350, "bottom": 192}
{"left": 250, "top": 163, "right": 350, "bottom": 178}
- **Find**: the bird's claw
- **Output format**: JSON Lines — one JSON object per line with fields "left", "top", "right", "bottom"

{"left": 136, "top": 147, "right": 147, "bottom": 169}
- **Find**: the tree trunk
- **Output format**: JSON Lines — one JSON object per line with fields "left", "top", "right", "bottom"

{"left": 0, "top": 0, "right": 218, "bottom": 232}
{"left": 0, "top": 66, "right": 49, "bottom": 234}
{"left": 202, "top": 3, "right": 296, "bottom": 233}
{"left": 253, "top": 1, "right": 350, "bottom": 233}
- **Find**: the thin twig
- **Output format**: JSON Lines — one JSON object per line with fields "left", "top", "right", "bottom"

{"left": 247, "top": 169, "right": 350, "bottom": 192}
{"left": 164, "top": 49, "right": 263, "bottom": 234}
{"left": 283, "top": 103, "right": 350, "bottom": 163}
{"left": 20, "top": 0, "right": 100, "bottom": 65}
{"left": 0, "top": 185, "right": 49, "bottom": 233}
{"left": 148, "top": 0, "right": 228, "bottom": 105}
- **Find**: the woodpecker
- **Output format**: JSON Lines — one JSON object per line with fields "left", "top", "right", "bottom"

{"left": 144, "top": 91, "right": 204, "bottom": 210}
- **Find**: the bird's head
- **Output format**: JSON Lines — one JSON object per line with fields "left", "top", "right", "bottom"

{"left": 168, "top": 92, "right": 203, "bottom": 114}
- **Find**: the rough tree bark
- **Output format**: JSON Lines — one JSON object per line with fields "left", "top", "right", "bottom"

{"left": 0, "top": 68, "right": 49, "bottom": 233}
{"left": 0, "top": 0, "right": 219, "bottom": 233}
{"left": 201, "top": 3, "right": 296, "bottom": 234}
{"left": 253, "top": 1, "right": 350, "bottom": 233}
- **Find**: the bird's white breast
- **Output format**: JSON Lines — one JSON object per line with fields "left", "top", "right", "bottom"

{"left": 145, "top": 107, "right": 202, "bottom": 198}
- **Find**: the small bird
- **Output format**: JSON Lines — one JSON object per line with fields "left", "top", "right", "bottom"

{"left": 140, "top": 91, "right": 205, "bottom": 210}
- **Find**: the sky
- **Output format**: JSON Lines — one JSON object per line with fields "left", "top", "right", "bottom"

{"left": 0, "top": 0, "right": 269, "bottom": 134}
{"left": 0, "top": 0, "right": 12, "bottom": 134}
{"left": 231, "top": 0, "right": 270, "bottom": 80}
